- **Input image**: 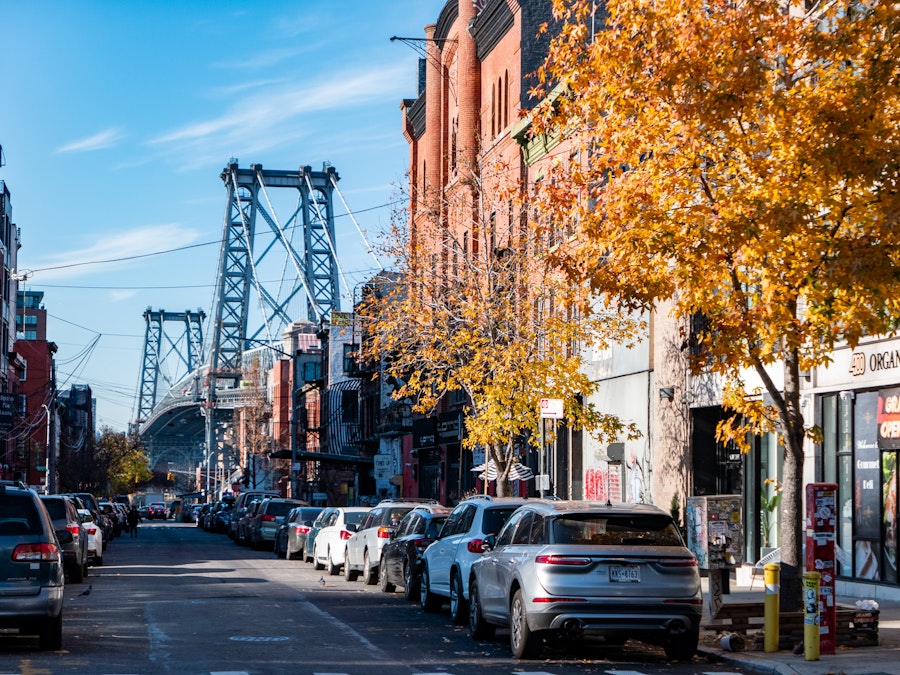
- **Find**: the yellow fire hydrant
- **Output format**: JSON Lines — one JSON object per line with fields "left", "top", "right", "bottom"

{"left": 803, "top": 571, "right": 821, "bottom": 661}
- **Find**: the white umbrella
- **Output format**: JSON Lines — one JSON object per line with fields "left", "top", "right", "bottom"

{"left": 471, "top": 459, "right": 534, "bottom": 482}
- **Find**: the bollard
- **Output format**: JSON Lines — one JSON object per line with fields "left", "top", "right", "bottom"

{"left": 803, "top": 571, "right": 821, "bottom": 661}
{"left": 764, "top": 563, "right": 780, "bottom": 652}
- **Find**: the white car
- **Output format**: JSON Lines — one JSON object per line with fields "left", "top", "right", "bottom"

{"left": 344, "top": 499, "right": 439, "bottom": 584}
{"left": 419, "top": 495, "right": 525, "bottom": 623}
{"left": 78, "top": 509, "right": 104, "bottom": 567}
{"left": 312, "top": 507, "right": 371, "bottom": 576}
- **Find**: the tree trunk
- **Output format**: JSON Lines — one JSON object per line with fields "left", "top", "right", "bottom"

{"left": 778, "top": 346, "right": 807, "bottom": 613}
{"left": 490, "top": 441, "right": 513, "bottom": 498}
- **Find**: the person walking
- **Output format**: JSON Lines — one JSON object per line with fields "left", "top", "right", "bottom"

{"left": 127, "top": 506, "right": 141, "bottom": 537}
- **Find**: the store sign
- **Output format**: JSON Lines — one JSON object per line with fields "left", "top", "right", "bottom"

{"left": 855, "top": 392, "right": 881, "bottom": 543}
{"left": 878, "top": 387, "right": 900, "bottom": 449}
{"left": 850, "top": 349, "right": 900, "bottom": 377}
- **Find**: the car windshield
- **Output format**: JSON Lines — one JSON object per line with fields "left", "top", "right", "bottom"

{"left": 0, "top": 493, "right": 41, "bottom": 535}
{"left": 551, "top": 513, "right": 683, "bottom": 546}
{"left": 481, "top": 507, "right": 518, "bottom": 536}
{"left": 266, "top": 502, "right": 296, "bottom": 517}
{"left": 345, "top": 511, "right": 368, "bottom": 526}
{"left": 41, "top": 499, "right": 68, "bottom": 520}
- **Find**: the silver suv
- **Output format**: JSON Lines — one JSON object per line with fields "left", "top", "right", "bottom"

{"left": 344, "top": 498, "right": 440, "bottom": 585}
{"left": 468, "top": 500, "right": 702, "bottom": 660}
{"left": 0, "top": 485, "right": 69, "bottom": 649}
{"left": 419, "top": 495, "right": 525, "bottom": 622}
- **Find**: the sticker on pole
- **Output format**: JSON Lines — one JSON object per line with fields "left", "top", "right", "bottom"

{"left": 539, "top": 398, "right": 564, "bottom": 419}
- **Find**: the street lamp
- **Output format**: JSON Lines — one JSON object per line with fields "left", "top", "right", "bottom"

{"left": 40, "top": 403, "right": 51, "bottom": 493}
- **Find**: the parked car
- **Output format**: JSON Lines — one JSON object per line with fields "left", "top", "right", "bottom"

{"left": 212, "top": 502, "right": 234, "bottom": 533}
{"left": 39, "top": 494, "right": 89, "bottom": 583}
{"left": 303, "top": 508, "right": 336, "bottom": 563}
{"left": 228, "top": 490, "right": 281, "bottom": 539}
{"left": 146, "top": 502, "right": 168, "bottom": 520}
{"left": 0, "top": 484, "right": 69, "bottom": 649}
{"left": 468, "top": 500, "right": 702, "bottom": 660}
{"left": 312, "top": 507, "right": 371, "bottom": 575}
{"left": 344, "top": 499, "right": 441, "bottom": 585}
{"left": 419, "top": 495, "right": 525, "bottom": 622}
{"left": 78, "top": 509, "right": 104, "bottom": 567}
{"left": 98, "top": 500, "right": 123, "bottom": 537}
{"left": 379, "top": 503, "right": 450, "bottom": 599}
{"left": 276, "top": 506, "right": 324, "bottom": 559}
{"left": 247, "top": 498, "right": 308, "bottom": 550}
{"left": 234, "top": 498, "right": 266, "bottom": 546}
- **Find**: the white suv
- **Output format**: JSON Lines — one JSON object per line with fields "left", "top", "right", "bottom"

{"left": 419, "top": 495, "right": 525, "bottom": 623}
{"left": 344, "top": 499, "right": 441, "bottom": 585}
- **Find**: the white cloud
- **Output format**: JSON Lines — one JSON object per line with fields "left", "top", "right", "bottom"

{"left": 108, "top": 289, "right": 138, "bottom": 302}
{"left": 56, "top": 128, "right": 125, "bottom": 154}
{"left": 25, "top": 223, "right": 201, "bottom": 282}
{"left": 147, "top": 63, "right": 410, "bottom": 161}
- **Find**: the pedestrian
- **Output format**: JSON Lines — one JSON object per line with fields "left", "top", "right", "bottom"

{"left": 127, "top": 506, "right": 141, "bottom": 537}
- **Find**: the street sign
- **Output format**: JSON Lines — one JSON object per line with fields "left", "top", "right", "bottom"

{"left": 539, "top": 398, "right": 564, "bottom": 419}
{"left": 0, "top": 393, "right": 16, "bottom": 431}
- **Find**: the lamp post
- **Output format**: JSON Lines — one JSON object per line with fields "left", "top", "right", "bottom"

{"left": 40, "top": 403, "right": 51, "bottom": 493}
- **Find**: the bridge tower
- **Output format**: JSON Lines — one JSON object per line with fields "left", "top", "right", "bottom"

{"left": 135, "top": 308, "right": 205, "bottom": 425}
{"left": 210, "top": 161, "right": 341, "bottom": 381}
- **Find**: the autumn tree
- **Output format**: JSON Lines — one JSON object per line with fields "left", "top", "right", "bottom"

{"left": 358, "top": 163, "right": 642, "bottom": 497}
{"left": 535, "top": 0, "right": 900, "bottom": 609}
{"left": 58, "top": 428, "right": 151, "bottom": 496}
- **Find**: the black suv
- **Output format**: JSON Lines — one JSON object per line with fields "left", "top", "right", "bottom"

{"left": 0, "top": 485, "right": 70, "bottom": 649}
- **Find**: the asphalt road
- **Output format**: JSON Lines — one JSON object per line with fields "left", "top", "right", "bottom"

{"left": 0, "top": 521, "right": 751, "bottom": 675}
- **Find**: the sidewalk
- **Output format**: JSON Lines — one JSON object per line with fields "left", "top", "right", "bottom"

{"left": 697, "top": 576, "right": 900, "bottom": 675}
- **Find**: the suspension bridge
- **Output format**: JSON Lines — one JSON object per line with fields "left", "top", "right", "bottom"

{"left": 132, "top": 160, "right": 380, "bottom": 487}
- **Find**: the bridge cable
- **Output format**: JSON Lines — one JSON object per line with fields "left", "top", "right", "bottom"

{"left": 228, "top": 167, "right": 277, "bottom": 344}
{"left": 303, "top": 171, "right": 353, "bottom": 304}
{"left": 255, "top": 167, "right": 323, "bottom": 324}
{"left": 329, "top": 174, "right": 384, "bottom": 272}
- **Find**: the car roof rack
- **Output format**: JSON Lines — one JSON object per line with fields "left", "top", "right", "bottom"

{"left": 464, "top": 494, "right": 494, "bottom": 502}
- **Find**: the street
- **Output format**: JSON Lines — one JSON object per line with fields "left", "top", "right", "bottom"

{"left": 0, "top": 522, "right": 751, "bottom": 675}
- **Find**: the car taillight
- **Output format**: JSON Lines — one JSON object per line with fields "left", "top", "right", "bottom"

{"left": 85, "top": 526, "right": 97, "bottom": 535}
{"left": 13, "top": 543, "right": 60, "bottom": 562}
{"left": 658, "top": 558, "right": 699, "bottom": 567}
{"left": 294, "top": 525, "right": 310, "bottom": 534}
{"left": 340, "top": 530, "right": 353, "bottom": 540}
{"left": 261, "top": 515, "right": 276, "bottom": 522}
{"left": 67, "top": 524, "right": 80, "bottom": 536}
{"left": 413, "top": 537, "right": 433, "bottom": 551}
{"left": 377, "top": 527, "right": 391, "bottom": 539}
{"left": 535, "top": 555, "right": 592, "bottom": 566}
{"left": 467, "top": 538, "right": 484, "bottom": 553}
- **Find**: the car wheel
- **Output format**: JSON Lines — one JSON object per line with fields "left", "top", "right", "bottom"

{"left": 344, "top": 550, "right": 359, "bottom": 582}
{"left": 419, "top": 565, "right": 441, "bottom": 613}
{"left": 326, "top": 549, "right": 340, "bottom": 576}
{"left": 664, "top": 628, "right": 698, "bottom": 661}
{"left": 38, "top": 613, "right": 62, "bottom": 651}
{"left": 82, "top": 562, "right": 89, "bottom": 579}
{"left": 68, "top": 560, "right": 84, "bottom": 584}
{"left": 287, "top": 542, "right": 299, "bottom": 560}
{"left": 94, "top": 555, "right": 103, "bottom": 567}
{"left": 363, "top": 551, "right": 377, "bottom": 586}
{"left": 379, "top": 555, "right": 395, "bottom": 593}
{"left": 469, "top": 578, "right": 495, "bottom": 640}
{"left": 510, "top": 589, "right": 541, "bottom": 659}
{"left": 449, "top": 571, "right": 468, "bottom": 624}
{"left": 403, "top": 561, "right": 419, "bottom": 601}
{"left": 276, "top": 538, "right": 286, "bottom": 559}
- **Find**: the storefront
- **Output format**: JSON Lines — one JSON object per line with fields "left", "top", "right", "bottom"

{"left": 813, "top": 339, "right": 900, "bottom": 589}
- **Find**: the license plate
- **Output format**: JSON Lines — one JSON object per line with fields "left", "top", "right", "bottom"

{"left": 609, "top": 565, "right": 640, "bottom": 583}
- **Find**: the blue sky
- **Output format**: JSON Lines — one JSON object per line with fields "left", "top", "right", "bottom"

{"left": 0, "top": 1, "right": 444, "bottom": 431}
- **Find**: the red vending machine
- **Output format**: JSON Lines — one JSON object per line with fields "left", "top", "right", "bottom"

{"left": 805, "top": 482, "right": 838, "bottom": 655}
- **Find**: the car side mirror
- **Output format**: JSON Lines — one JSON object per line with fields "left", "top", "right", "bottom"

{"left": 481, "top": 535, "right": 496, "bottom": 552}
